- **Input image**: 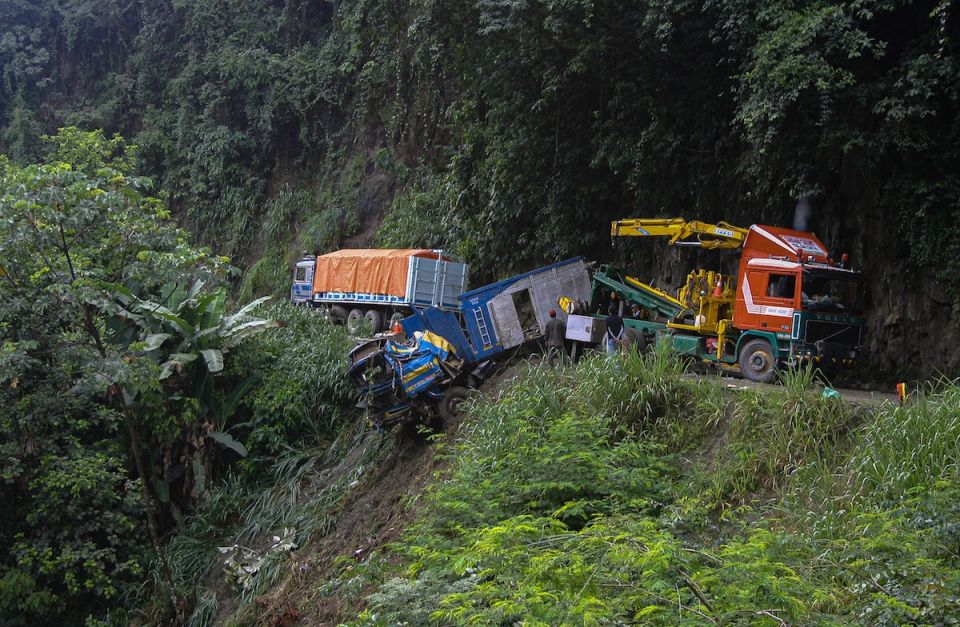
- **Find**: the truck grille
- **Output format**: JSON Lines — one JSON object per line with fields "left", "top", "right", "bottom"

{"left": 804, "top": 320, "right": 861, "bottom": 346}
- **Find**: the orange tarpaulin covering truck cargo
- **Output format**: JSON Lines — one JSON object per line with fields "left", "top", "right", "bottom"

{"left": 290, "top": 249, "right": 469, "bottom": 334}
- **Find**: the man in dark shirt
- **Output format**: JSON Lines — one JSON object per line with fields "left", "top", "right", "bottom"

{"left": 544, "top": 309, "right": 566, "bottom": 366}
{"left": 605, "top": 304, "right": 624, "bottom": 354}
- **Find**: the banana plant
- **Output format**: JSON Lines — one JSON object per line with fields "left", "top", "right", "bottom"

{"left": 105, "top": 280, "right": 279, "bottom": 503}
{"left": 112, "top": 280, "right": 277, "bottom": 390}
{"left": 109, "top": 281, "right": 279, "bottom": 442}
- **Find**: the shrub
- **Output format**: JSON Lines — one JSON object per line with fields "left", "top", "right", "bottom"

{"left": 226, "top": 302, "right": 354, "bottom": 469}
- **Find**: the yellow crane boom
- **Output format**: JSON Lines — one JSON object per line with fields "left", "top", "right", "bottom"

{"left": 611, "top": 217, "right": 749, "bottom": 250}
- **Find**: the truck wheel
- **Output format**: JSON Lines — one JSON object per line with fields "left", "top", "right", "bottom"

{"left": 365, "top": 309, "right": 384, "bottom": 333}
{"left": 346, "top": 308, "right": 365, "bottom": 334}
{"left": 739, "top": 339, "right": 776, "bottom": 383}
{"left": 438, "top": 386, "right": 469, "bottom": 421}
{"left": 626, "top": 328, "right": 648, "bottom": 353}
{"left": 330, "top": 305, "right": 348, "bottom": 325}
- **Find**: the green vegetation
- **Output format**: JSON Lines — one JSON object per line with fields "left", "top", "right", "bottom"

{"left": 0, "top": 129, "right": 300, "bottom": 624}
{"left": 2, "top": 1, "right": 960, "bottom": 624}
{"left": 307, "top": 347, "right": 960, "bottom": 625}
{"left": 1, "top": 1, "right": 957, "bottom": 292}
{"left": 228, "top": 302, "right": 354, "bottom": 468}
{"left": 157, "top": 421, "right": 382, "bottom": 626}
{"left": 2, "top": 131, "right": 957, "bottom": 624}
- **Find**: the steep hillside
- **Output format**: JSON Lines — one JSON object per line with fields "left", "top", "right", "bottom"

{"left": 159, "top": 346, "right": 960, "bottom": 625}
{"left": 4, "top": 109, "right": 959, "bottom": 626}
{"left": 1, "top": 1, "right": 958, "bottom": 378}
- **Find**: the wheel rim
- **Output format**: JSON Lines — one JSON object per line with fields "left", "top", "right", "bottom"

{"left": 347, "top": 310, "right": 364, "bottom": 334}
{"left": 749, "top": 350, "right": 771, "bottom": 374}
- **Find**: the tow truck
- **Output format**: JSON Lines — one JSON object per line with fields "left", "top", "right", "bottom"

{"left": 566, "top": 217, "right": 865, "bottom": 382}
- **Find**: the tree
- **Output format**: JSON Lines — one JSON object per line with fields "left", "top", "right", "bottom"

{"left": 108, "top": 283, "right": 278, "bottom": 520}
{"left": 0, "top": 127, "right": 267, "bottom": 624}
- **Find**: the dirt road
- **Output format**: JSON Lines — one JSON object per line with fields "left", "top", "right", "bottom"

{"left": 702, "top": 374, "right": 899, "bottom": 406}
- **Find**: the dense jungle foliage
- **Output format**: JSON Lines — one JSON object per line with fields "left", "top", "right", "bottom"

{"left": 1, "top": 0, "right": 957, "bottom": 288}
{"left": 0, "top": 129, "right": 353, "bottom": 624}
{"left": 2, "top": 0, "right": 960, "bottom": 625}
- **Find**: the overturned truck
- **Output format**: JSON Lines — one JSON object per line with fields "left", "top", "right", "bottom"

{"left": 347, "top": 258, "right": 592, "bottom": 428}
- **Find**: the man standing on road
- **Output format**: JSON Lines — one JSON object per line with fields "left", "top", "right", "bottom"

{"left": 605, "top": 304, "right": 625, "bottom": 355}
{"left": 545, "top": 309, "right": 566, "bottom": 366}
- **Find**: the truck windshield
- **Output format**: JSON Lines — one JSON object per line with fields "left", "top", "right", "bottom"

{"left": 801, "top": 271, "right": 863, "bottom": 314}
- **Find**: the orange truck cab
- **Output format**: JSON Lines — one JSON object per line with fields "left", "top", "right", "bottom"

{"left": 731, "top": 225, "right": 864, "bottom": 381}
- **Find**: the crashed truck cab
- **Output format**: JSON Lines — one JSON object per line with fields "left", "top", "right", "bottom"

{"left": 347, "top": 258, "right": 593, "bottom": 428}
{"left": 733, "top": 225, "right": 865, "bottom": 373}
{"left": 347, "top": 322, "right": 474, "bottom": 429}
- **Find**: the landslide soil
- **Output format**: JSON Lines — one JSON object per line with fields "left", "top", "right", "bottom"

{"left": 249, "top": 361, "right": 531, "bottom": 626}
{"left": 252, "top": 419, "right": 462, "bottom": 625}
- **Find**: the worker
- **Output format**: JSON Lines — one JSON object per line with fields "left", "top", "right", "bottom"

{"left": 544, "top": 309, "right": 566, "bottom": 366}
{"left": 605, "top": 304, "right": 625, "bottom": 355}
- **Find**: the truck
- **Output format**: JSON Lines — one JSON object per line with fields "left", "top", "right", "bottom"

{"left": 346, "top": 258, "right": 593, "bottom": 428}
{"left": 566, "top": 217, "right": 865, "bottom": 383}
{"left": 290, "top": 249, "right": 469, "bottom": 333}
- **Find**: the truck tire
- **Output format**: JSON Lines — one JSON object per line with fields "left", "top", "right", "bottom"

{"left": 739, "top": 339, "right": 776, "bottom": 383}
{"left": 625, "top": 328, "right": 647, "bottom": 353}
{"left": 347, "top": 308, "right": 365, "bottom": 334}
{"left": 330, "top": 305, "right": 348, "bottom": 325}
{"left": 438, "top": 386, "right": 469, "bottom": 421}
{"left": 365, "top": 309, "right": 384, "bottom": 333}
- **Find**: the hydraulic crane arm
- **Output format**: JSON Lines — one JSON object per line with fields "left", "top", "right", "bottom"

{"left": 611, "top": 217, "right": 749, "bottom": 250}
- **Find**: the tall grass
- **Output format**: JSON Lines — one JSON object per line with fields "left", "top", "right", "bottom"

{"left": 185, "top": 591, "right": 218, "bottom": 627}
{"left": 681, "top": 364, "right": 868, "bottom": 508}
{"left": 354, "top": 346, "right": 844, "bottom": 625}
{"left": 410, "top": 348, "right": 691, "bottom": 542}
{"left": 228, "top": 302, "right": 355, "bottom": 469}
{"left": 571, "top": 341, "right": 692, "bottom": 434}
{"left": 335, "top": 345, "right": 960, "bottom": 625}
{"left": 849, "top": 382, "right": 960, "bottom": 503}
{"left": 773, "top": 382, "right": 960, "bottom": 624}
{"left": 785, "top": 380, "right": 960, "bottom": 517}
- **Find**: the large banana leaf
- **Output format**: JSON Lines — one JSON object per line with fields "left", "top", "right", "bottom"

{"left": 222, "top": 319, "right": 280, "bottom": 350}
{"left": 141, "top": 333, "right": 172, "bottom": 351}
{"left": 199, "top": 288, "right": 227, "bottom": 334}
{"left": 207, "top": 431, "right": 248, "bottom": 457}
{"left": 223, "top": 295, "right": 271, "bottom": 329}
{"left": 160, "top": 352, "right": 198, "bottom": 379}
{"left": 200, "top": 348, "right": 224, "bottom": 373}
